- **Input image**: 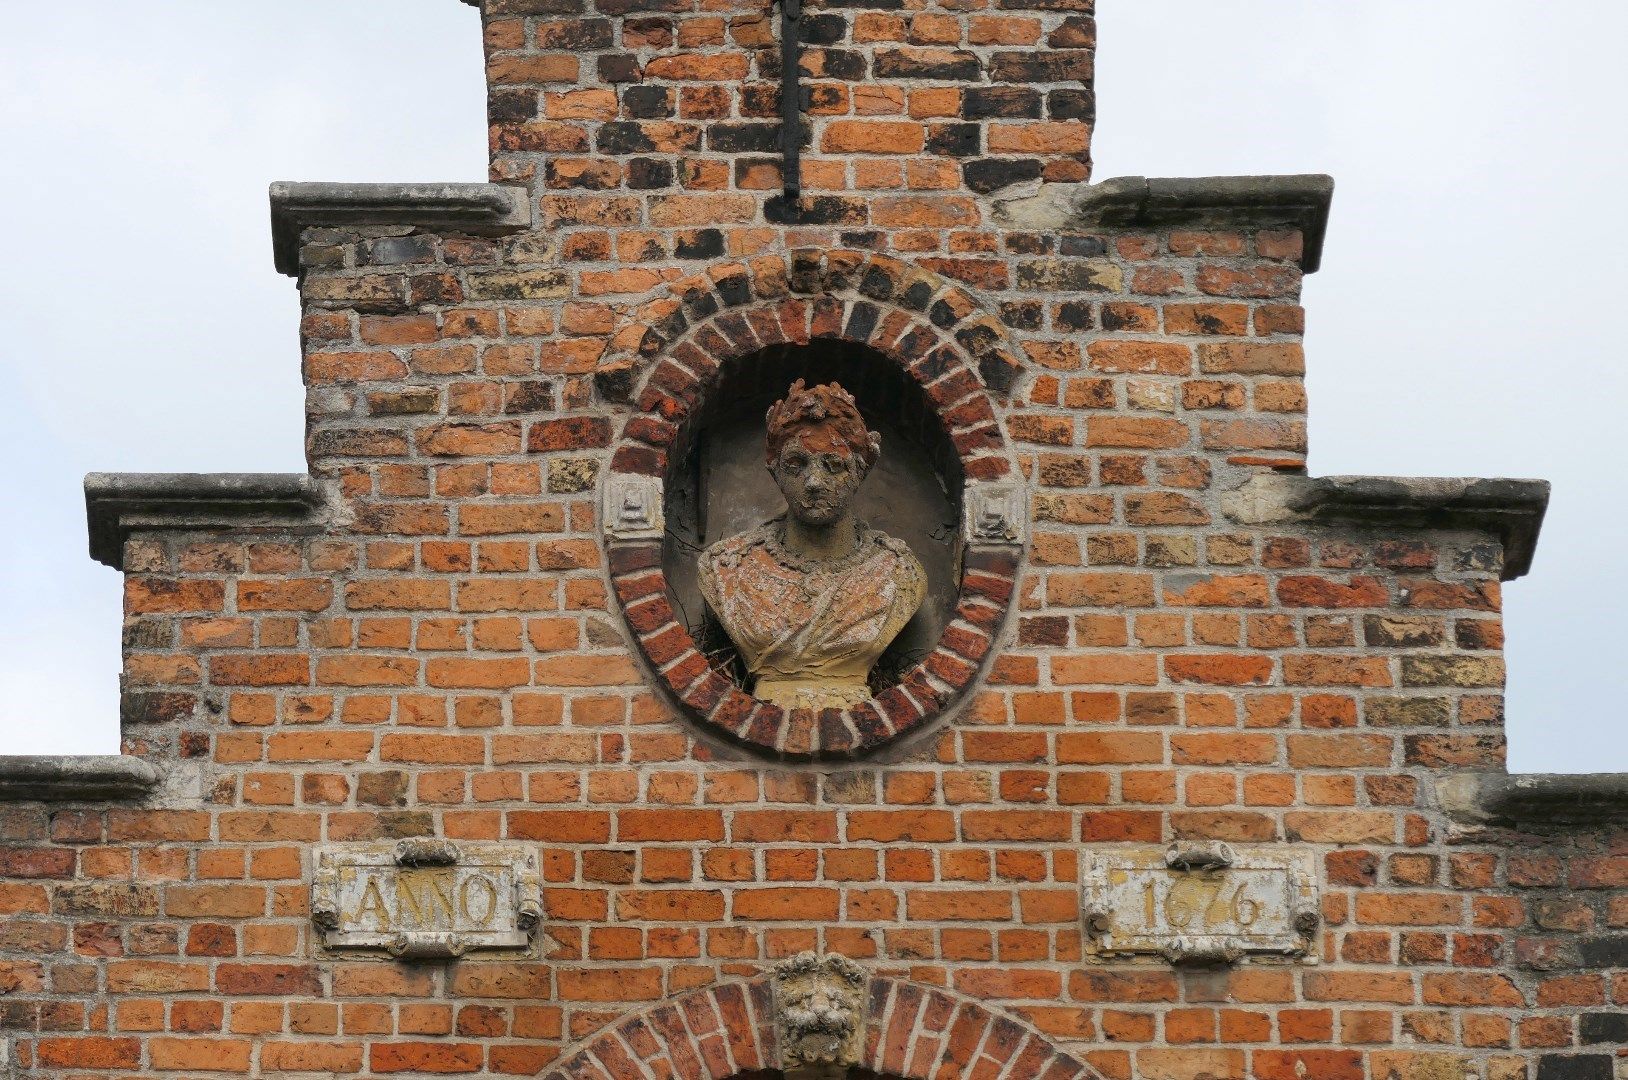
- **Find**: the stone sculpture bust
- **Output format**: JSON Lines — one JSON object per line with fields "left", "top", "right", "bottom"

{"left": 697, "top": 380, "right": 926, "bottom": 710}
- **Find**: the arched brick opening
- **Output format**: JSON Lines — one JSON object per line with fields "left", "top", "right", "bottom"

{"left": 600, "top": 251, "right": 1027, "bottom": 760}
{"left": 540, "top": 974, "right": 1097, "bottom": 1080}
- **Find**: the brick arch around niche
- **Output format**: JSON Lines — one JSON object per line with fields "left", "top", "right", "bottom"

{"left": 598, "top": 251, "right": 1028, "bottom": 760}
{"left": 539, "top": 973, "right": 1099, "bottom": 1080}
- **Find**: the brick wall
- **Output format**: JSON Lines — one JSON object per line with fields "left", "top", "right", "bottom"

{"left": 1, "top": 1, "right": 1623, "bottom": 1077}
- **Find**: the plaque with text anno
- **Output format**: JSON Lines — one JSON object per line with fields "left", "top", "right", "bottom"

{"left": 1082, "top": 845, "right": 1319, "bottom": 965}
{"left": 311, "top": 841, "right": 541, "bottom": 960}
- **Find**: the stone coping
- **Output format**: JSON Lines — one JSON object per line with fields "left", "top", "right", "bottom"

{"left": 269, "top": 182, "right": 532, "bottom": 276}
{"left": 1438, "top": 772, "right": 1628, "bottom": 826}
{"left": 1223, "top": 474, "right": 1550, "bottom": 580}
{"left": 86, "top": 472, "right": 324, "bottom": 571}
{"left": 996, "top": 174, "right": 1335, "bottom": 272}
{"left": 0, "top": 756, "right": 160, "bottom": 801}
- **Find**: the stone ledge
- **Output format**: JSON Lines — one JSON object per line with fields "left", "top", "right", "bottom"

{"left": 1222, "top": 474, "right": 1549, "bottom": 580}
{"left": 1438, "top": 772, "right": 1628, "bottom": 826}
{"left": 86, "top": 472, "right": 324, "bottom": 570}
{"left": 0, "top": 756, "right": 161, "bottom": 801}
{"left": 994, "top": 174, "right": 1335, "bottom": 272}
{"left": 269, "top": 182, "right": 532, "bottom": 276}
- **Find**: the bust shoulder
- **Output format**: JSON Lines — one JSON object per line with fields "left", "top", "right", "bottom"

{"left": 870, "top": 529, "right": 926, "bottom": 603}
{"left": 699, "top": 524, "right": 774, "bottom": 573}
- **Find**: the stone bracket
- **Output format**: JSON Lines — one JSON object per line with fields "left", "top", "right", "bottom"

{"left": 269, "top": 181, "right": 532, "bottom": 276}
{"left": 1221, "top": 473, "right": 1549, "bottom": 580}
{"left": 85, "top": 472, "right": 325, "bottom": 571}
{"left": 962, "top": 480, "right": 1027, "bottom": 548}
{"left": 994, "top": 174, "right": 1335, "bottom": 272}
{"left": 1437, "top": 771, "right": 1628, "bottom": 827}
{"left": 0, "top": 755, "right": 161, "bottom": 802}
{"left": 603, "top": 473, "right": 665, "bottom": 545}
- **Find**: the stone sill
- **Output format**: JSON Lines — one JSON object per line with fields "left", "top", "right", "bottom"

{"left": 1439, "top": 772, "right": 1628, "bottom": 827}
{"left": 1223, "top": 474, "right": 1550, "bottom": 580}
{"left": 86, "top": 472, "right": 324, "bottom": 571}
{"left": 0, "top": 756, "right": 160, "bottom": 801}
{"left": 269, "top": 182, "right": 532, "bottom": 277}
{"left": 995, "top": 174, "right": 1335, "bottom": 271}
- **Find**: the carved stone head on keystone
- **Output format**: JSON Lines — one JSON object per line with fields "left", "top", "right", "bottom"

{"left": 771, "top": 951, "right": 868, "bottom": 1074}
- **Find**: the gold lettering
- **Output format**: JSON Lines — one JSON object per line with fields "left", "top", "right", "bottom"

{"left": 355, "top": 876, "right": 391, "bottom": 931}
{"left": 429, "top": 872, "right": 457, "bottom": 924}
{"left": 397, "top": 876, "right": 426, "bottom": 927}
{"left": 459, "top": 874, "right": 498, "bottom": 928}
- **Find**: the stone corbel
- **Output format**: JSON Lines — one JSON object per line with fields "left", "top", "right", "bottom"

{"left": 310, "top": 858, "right": 341, "bottom": 932}
{"left": 1160, "top": 940, "right": 1244, "bottom": 967}
{"left": 1292, "top": 895, "right": 1322, "bottom": 947}
{"left": 516, "top": 862, "right": 543, "bottom": 933}
{"left": 388, "top": 933, "right": 469, "bottom": 961}
{"left": 772, "top": 952, "right": 868, "bottom": 1078}
{"left": 395, "top": 838, "right": 459, "bottom": 867}
{"left": 603, "top": 473, "right": 665, "bottom": 545}
{"left": 962, "top": 480, "right": 1026, "bottom": 548}
{"left": 1165, "top": 841, "right": 1234, "bottom": 872}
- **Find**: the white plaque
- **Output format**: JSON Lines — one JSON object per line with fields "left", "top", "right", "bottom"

{"left": 1082, "top": 843, "right": 1319, "bottom": 965}
{"left": 312, "top": 840, "right": 540, "bottom": 959}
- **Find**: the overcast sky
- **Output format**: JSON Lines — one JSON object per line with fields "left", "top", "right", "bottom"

{"left": 0, "top": 2, "right": 1621, "bottom": 773}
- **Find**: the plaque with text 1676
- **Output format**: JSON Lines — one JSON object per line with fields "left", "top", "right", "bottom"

{"left": 1082, "top": 845, "right": 1320, "bottom": 966}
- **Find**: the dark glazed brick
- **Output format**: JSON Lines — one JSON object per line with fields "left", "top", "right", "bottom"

{"left": 998, "top": 301, "right": 1043, "bottom": 331}
{"left": 489, "top": 88, "right": 537, "bottom": 124}
{"left": 714, "top": 273, "right": 753, "bottom": 308}
{"left": 979, "top": 354, "right": 1020, "bottom": 394}
{"left": 963, "top": 158, "right": 1041, "bottom": 194}
{"left": 674, "top": 229, "right": 725, "bottom": 260}
{"left": 1580, "top": 1013, "right": 1628, "bottom": 1044}
{"left": 596, "top": 123, "right": 657, "bottom": 154}
{"left": 606, "top": 544, "right": 661, "bottom": 577}
{"left": 597, "top": 54, "right": 641, "bottom": 83}
{"left": 806, "top": 48, "right": 867, "bottom": 80}
{"left": 536, "top": 17, "right": 614, "bottom": 48}
{"left": 874, "top": 49, "right": 982, "bottom": 81}
{"left": 898, "top": 280, "right": 936, "bottom": 311}
{"left": 706, "top": 122, "right": 781, "bottom": 153}
{"left": 1048, "top": 88, "right": 1096, "bottom": 121}
{"left": 844, "top": 302, "right": 881, "bottom": 343}
{"left": 595, "top": 0, "right": 687, "bottom": 13}
{"left": 1537, "top": 1057, "right": 1613, "bottom": 1080}
{"left": 622, "top": 86, "right": 673, "bottom": 119}
{"left": 963, "top": 86, "right": 1041, "bottom": 119}
{"left": 764, "top": 195, "right": 869, "bottom": 226}
{"left": 627, "top": 158, "right": 674, "bottom": 189}
{"left": 801, "top": 13, "right": 848, "bottom": 44}
{"left": 990, "top": 52, "right": 1094, "bottom": 82}
{"left": 858, "top": 264, "right": 896, "bottom": 301}
{"left": 927, "top": 124, "right": 981, "bottom": 157}
{"left": 1059, "top": 235, "right": 1107, "bottom": 257}
{"left": 1055, "top": 301, "right": 1094, "bottom": 331}
{"left": 1577, "top": 935, "right": 1628, "bottom": 968}
{"left": 121, "top": 691, "right": 196, "bottom": 725}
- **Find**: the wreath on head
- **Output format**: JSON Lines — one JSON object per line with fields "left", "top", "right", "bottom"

{"left": 764, "top": 380, "right": 881, "bottom": 471}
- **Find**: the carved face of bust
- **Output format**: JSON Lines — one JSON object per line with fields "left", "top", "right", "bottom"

{"left": 771, "top": 434, "right": 866, "bottom": 527}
